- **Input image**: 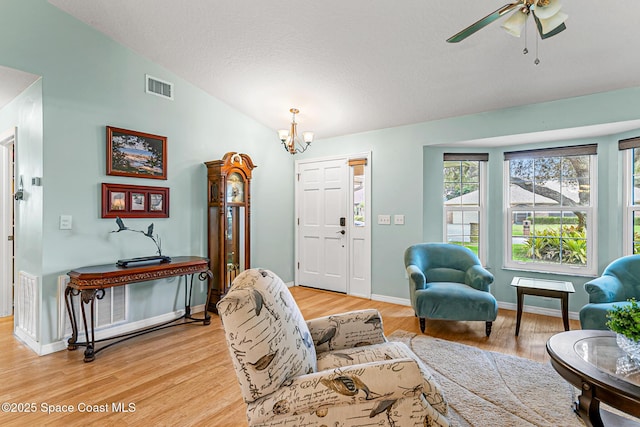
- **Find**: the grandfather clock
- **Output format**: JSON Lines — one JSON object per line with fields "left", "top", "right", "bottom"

{"left": 205, "top": 152, "right": 256, "bottom": 313}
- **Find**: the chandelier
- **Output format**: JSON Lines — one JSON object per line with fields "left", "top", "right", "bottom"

{"left": 277, "top": 108, "right": 314, "bottom": 155}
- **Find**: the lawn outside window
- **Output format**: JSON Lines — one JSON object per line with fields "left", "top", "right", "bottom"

{"left": 443, "top": 153, "right": 488, "bottom": 265}
{"left": 503, "top": 145, "right": 597, "bottom": 275}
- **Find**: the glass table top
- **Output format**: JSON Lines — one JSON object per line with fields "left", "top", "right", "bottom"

{"left": 574, "top": 335, "right": 640, "bottom": 387}
{"left": 510, "top": 276, "right": 575, "bottom": 293}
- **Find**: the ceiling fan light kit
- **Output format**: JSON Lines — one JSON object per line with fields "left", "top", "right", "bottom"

{"left": 447, "top": 0, "right": 567, "bottom": 64}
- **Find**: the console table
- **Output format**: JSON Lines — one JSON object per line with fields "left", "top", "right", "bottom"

{"left": 65, "top": 256, "right": 212, "bottom": 362}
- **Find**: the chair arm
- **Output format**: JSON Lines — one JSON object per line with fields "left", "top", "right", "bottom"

{"left": 465, "top": 265, "right": 494, "bottom": 292}
{"left": 246, "top": 358, "right": 427, "bottom": 426}
{"left": 407, "top": 264, "right": 426, "bottom": 290}
{"left": 584, "top": 275, "right": 625, "bottom": 303}
{"left": 307, "top": 309, "right": 386, "bottom": 353}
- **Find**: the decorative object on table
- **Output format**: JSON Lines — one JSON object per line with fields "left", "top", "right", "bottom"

{"left": 580, "top": 254, "right": 640, "bottom": 330}
{"left": 101, "top": 183, "right": 169, "bottom": 218}
{"left": 607, "top": 298, "right": 640, "bottom": 362}
{"left": 106, "top": 126, "right": 167, "bottom": 180}
{"left": 111, "top": 216, "right": 171, "bottom": 266}
{"left": 277, "top": 108, "right": 314, "bottom": 155}
{"left": 205, "top": 152, "right": 255, "bottom": 313}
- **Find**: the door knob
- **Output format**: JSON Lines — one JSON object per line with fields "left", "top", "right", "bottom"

{"left": 337, "top": 230, "right": 345, "bottom": 235}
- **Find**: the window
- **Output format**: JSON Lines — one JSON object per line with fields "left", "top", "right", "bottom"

{"left": 504, "top": 145, "right": 597, "bottom": 275}
{"left": 443, "top": 153, "right": 488, "bottom": 264}
{"left": 620, "top": 137, "right": 640, "bottom": 255}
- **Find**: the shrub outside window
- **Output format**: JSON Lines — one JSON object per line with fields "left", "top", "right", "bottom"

{"left": 504, "top": 145, "right": 597, "bottom": 275}
{"left": 443, "top": 153, "right": 487, "bottom": 264}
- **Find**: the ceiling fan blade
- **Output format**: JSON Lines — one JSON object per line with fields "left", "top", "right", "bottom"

{"left": 533, "top": 13, "right": 567, "bottom": 39}
{"left": 447, "top": 2, "right": 523, "bottom": 43}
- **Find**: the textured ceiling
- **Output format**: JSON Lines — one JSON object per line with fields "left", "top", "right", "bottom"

{"left": 0, "top": 66, "right": 40, "bottom": 111}
{"left": 11, "top": 1, "right": 640, "bottom": 140}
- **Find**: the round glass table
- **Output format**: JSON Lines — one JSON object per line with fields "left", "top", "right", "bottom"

{"left": 547, "top": 330, "right": 640, "bottom": 427}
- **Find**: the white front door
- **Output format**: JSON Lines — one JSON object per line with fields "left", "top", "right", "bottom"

{"left": 297, "top": 158, "right": 348, "bottom": 293}
{"left": 296, "top": 153, "right": 371, "bottom": 297}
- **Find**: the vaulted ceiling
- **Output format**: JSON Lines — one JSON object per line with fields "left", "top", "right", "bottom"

{"left": 5, "top": 1, "right": 640, "bottom": 140}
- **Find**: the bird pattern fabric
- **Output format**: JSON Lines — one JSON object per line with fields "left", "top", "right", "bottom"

{"left": 218, "top": 268, "right": 450, "bottom": 426}
{"left": 217, "top": 269, "right": 317, "bottom": 403}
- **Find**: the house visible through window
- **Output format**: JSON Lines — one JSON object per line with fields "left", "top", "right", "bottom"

{"left": 504, "top": 144, "right": 597, "bottom": 275}
{"left": 620, "top": 136, "right": 640, "bottom": 255}
{"left": 443, "top": 153, "right": 488, "bottom": 264}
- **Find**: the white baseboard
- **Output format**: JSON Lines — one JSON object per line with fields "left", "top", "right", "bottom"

{"left": 23, "top": 304, "right": 206, "bottom": 356}
{"left": 371, "top": 294, "right": 411, "bottom": 307}
{"left": 369, "top": 294, "right": 579, "bottom": 320}
{"left": 498, "top": 301, "right": 579, "bottom": 320}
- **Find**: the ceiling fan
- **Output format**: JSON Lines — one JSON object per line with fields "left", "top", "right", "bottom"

{"left": 447, "top": 0, "right": 567, "bottom": 43}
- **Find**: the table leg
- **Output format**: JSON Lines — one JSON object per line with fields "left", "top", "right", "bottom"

{"left": 185, "top": 274, "right": 193, "bottom": 318}
{"left": 575, "top": 381, "right": 604, "bottom": 427}
{"left": 64, "top": 287, "right": 79, "bottom": 350}
{"left": 515, "top": 288, "right": 524, "bottom": 336}
{"left": 561, "top": 293, "right": 570, "bottom": 331}
{"left": 202, "top": 271, "right": 212, "bottom": 324}
{"left": 80, "top": 289, "right": 97, "bottom": 362}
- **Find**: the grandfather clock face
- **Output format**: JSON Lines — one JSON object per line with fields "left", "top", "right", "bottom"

{"left": 226, "top": 172, "right": 245, "bottom": 203}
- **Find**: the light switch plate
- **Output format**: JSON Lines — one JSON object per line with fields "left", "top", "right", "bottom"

{"left": 59, "top": 215, "right": 72, "bottom": 230}
{"left": 377, "top": 214, "right": 391, "bottom": 225}
{"left": 394, "top": 214, "right": 405, "bottom": 225}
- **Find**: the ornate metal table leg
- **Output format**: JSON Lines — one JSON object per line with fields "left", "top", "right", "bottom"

{"left": 79, "top": 289, "right": 105, "bottom": 363}
{"left": 80, "top": 289, "right": 97, "bottom": 362}
{"left": 64, "top": 287, "right": 79, "bottom": 350}
{"left": 184, "top": 274, "right": 193, "bottom": 318}
{"left": 200, "top": 270, "right": 213, "bottom": 325}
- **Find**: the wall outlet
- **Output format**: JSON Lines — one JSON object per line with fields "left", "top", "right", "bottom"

{"left": 59, "top": 215, "right": 72, "bottom": 230}
{"left": 377, "top": 214, "right": 391, "bottom": 225}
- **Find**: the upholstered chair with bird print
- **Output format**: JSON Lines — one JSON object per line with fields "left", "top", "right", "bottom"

{"left": 217, "top": 268, "right": 450, "bottom": 427}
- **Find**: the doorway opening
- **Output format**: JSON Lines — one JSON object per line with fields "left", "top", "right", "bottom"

{"left": 0, "top": 127, "right": 16, "bottom": 317}
{"left": 295, "top": 152, "right": 371, "bottom": 298}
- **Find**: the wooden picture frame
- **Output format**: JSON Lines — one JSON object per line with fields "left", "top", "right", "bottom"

{"left": 107, "top": 126, "right": 167, "bottom": 180}
{"left": 102, "top": 183, "right": 169, "bottom": 218}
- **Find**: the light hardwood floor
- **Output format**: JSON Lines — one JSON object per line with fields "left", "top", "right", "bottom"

{"left": 0, "top": 286, "right": 579, "bottom": 426}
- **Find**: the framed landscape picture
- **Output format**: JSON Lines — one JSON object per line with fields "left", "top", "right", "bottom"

{"left": 102, "top": 183, "right": 169, "bottom": 218}
{"left": 107, "top": 126, "right": 167, "bottom": 180}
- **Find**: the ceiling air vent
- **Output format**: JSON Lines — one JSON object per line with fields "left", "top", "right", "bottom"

{"left": 145, "top": 74, "right": 173, "bottom": 100}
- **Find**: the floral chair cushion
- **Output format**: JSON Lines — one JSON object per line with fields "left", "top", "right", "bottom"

{"left": 217, "top": 269, "right": 317, "bottom": 403}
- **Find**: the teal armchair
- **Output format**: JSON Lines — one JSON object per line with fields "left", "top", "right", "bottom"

{"left": 579, "top": 254, "right": 640, "bottom": 330}
{"left": 404, "top": 243, "right": 498, "bottom": 336}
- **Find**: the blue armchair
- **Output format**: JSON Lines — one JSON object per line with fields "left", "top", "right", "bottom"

{"left": 404, "top": 243, "right": 498, "bottom": 336}
{"left": 579, "top": 254, "right": 640, "bottom": 330}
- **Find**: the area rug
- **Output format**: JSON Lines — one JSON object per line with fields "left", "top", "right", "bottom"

{"left": 388, "top": 330, "right": 583, "bottom": 427}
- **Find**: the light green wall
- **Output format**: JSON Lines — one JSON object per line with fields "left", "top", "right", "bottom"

{"left": 2, "top": 0, "right": 640, "bottom": 347}
{"left": 314, "top": 89, "right": 640, "bottom": 310}
{"left": 0, "top": 0, "right": 295, "bottom": 345}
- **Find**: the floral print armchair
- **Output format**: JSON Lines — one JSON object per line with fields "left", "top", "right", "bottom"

{"left": 217, "top": 268, "right": 449, "bottom": 426}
